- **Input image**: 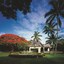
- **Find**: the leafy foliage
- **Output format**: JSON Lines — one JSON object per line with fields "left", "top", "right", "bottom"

{"left": 0, "top": 0, "right": 32, "bottom": 19}
{"left": 57, "top": 39, "right": 64, "bottom": 52}
{"left": 0, "top": 34, "right": 28, "bottom": 44}
{"left": 0, "top": 34, "right": 28, "bottom": 51}
{"left": 43, "top": 22, "right": 57, "bottom": 36}
{"left": 44, "top": 0, "right": 64, "bottom": 52}
{"left": 45, "top": 0, "right": 64, "bottom": 27}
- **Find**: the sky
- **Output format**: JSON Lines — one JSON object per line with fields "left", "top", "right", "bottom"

{"left": 0, "top": 0, "right": 64, "bottom": 44}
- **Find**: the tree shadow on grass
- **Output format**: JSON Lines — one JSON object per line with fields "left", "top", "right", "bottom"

{"left": 46, "top": 57, "right": 64, "bottom": 64}
{"left": 0, "top": 56, "right": 64, "bottom": 64}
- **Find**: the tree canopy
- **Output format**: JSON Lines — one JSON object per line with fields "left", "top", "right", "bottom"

{"left": 31, "top": 31, "right": 42, "bottom": 42}
{"left": 0, "top": 34, "right": 28, "bottom": 44}
{"left": 0, "top": 0, "right": 32, "bottom": 19}
{"left": 45, "top": 0, "right": 64, "bottom": 27}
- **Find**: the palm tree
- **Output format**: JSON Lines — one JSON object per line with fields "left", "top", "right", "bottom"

{"left": 43, "top": 22, "right": 57, "bottom": 36}
{"left": 45, "top": 0, "right": 64, "bottom": 52}
{"left": 45, "top": 0, "right": 64, "bottom": 26}
{"left": 46, "top": 39, "right": 52, "bottom": 44}
{"left": 46, "top": 34, "right": 61, "bottom": 52}
{"left": 31, "top": 31, "right": 42, "bottom": 42}
{"left": 46, "top": 34, "right": 56, "bottom": 53}
{"left": 46, "top": 34, "right": 61, "bottom": 53}
{"left": 43, "top": 22, "right": 60, "bottom": 53}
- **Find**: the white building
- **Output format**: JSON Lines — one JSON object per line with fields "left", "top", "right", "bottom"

{"left": 28, "top": 40, "right": 52, "bottom": 53}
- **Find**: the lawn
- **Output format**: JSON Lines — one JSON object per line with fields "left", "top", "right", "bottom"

{"left": 0, "top": 52, "right": 64, "bottom": 64}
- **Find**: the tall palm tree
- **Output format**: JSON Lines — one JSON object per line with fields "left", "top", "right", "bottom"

{"left": 45, "top": 0, "right": 64, "bottom": 52}
{"left": 46, "top": 34, "right": 61, "bottom": 53}
{"left": 43, "top": 22, "right": 57, "bottom": 36}
{"left": 46, "top": 34, "right": 56, "bottom": 52}
{"left": 43, "top": 22, "right": 59, "bottom": 53}
{"left": 31, "top": 31, "right": 42, "bottom": 42}
{"left": 45, "top": 0, "right": 64, "bottom": 26}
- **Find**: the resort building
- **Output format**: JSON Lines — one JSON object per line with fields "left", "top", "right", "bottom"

{"left": 28, "top": 40, "right": 52, "bottom": 53}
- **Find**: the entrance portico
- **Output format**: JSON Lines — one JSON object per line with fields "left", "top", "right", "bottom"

{"left": 29, "top": 47, "right": 41, "bottom": 53}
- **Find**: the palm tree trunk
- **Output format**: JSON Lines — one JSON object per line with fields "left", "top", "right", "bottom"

{"left": 55, "top": 25, "right": 58, "bottom": 53}
{"left": 55, "top": 16, "right": 59, "bottom": 53}
{"left": 53, "top": 45, "right": 54, "bottom": 53}
{"left": 52, "top": 41, "right": 55, "bottom": 54}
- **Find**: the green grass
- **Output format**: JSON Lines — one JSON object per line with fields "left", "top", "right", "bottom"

{"left": 44, "top": 53, "right": 64, "bottom": 58}
{"left": 0, "top": 52, "right": 9, "bottom": 57}
{"left": 0, "top": 52, "right": 64, "bottom": 64}
{"left": 44, "top": 53, "right": 64, "bottom": 64}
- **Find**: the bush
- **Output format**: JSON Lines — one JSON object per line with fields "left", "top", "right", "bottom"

{"left": 0, "top": 43, "right": 29, "bottom": 52}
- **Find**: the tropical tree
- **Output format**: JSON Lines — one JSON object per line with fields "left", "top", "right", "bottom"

{"left": 43, "top": 22, "right": 57, "bottom": 36}
{"left": 43, "top": 22, "right": 60, "bottom": 53}
{"left": 45, "top": 0, "right": 64, "bottom": 52}
{"left": 45, "top": 0, "right": 64, "bottom": 26}
{"left": 46, "top": 39, "right": 52, "bottom": 44}
{"left": 57, "top": 38, "right": 64, "bottom": 53}
{"left": 0, "top": 0, "right": 32, "bottom": 19}
{"left": 46, "top": 34, "right": 56, "bottom": 52}
{"left": 31, "top": 31, "right": 42, "bottom": 42}
{"left": 46, "top": 34, "right": 61, "bottom": 53}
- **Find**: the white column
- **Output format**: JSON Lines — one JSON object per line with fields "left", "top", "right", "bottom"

{"left": 38, "top": 47, "right": 41, "bottom": 53}
{"left": 29, "top": 47, "right": 31, "bottom": 52}
{"left": 48, "top": 48, "right": 50, "bottom": 52}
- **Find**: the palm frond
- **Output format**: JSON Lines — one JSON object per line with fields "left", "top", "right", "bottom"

{"left": 49, "top": 15, "right": 55, "bottom": 24}
{"left": 60, "top": 11, "right": 64, "bottom": 18}
{"left": 49, "top": 0, "right": 58, "bottom": 10}
{"left": 52, "top": 22, "right": 57, "bottom": 28}
{"left": 37, "top": 38, "right": 41, "bottom": 40}
{"left": 45, "top": 9, "right": 55, "bottom": 18}
{"left": 58, "top": 17, "right": 62, "bottom": 27}
{"left": 53, "top": 29, "right": 58, "bottom": 31}
{"left": 38, "top": 35, "right": 42, "bottom": 37}
{"left": 31, "top": 36, "right": 34, "bottom": 38}
{"left": 46, "top": 15, "right": 53, "bottom": 23}
{"left": 31, "top": 31, "right": 42, "bottom": 41}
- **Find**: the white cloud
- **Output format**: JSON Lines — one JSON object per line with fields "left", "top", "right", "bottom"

{"left": 13, "top": 0, "right": 48, "bottom": 44}
{"left": 14, "top": 29, "right": 33, "bottom": 40}
{"left": 0, "top": 32, "right": 5, "bottom": 36}
{"left": 14, "top": 27, "right": 47, "bottom": 44}
{"left": 16, "top": 10, "right": 46, "bottom": 31}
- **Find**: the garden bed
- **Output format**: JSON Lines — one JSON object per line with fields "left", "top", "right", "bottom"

{"left": 8, "top": 51, "right": 43, "bottom": 58}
